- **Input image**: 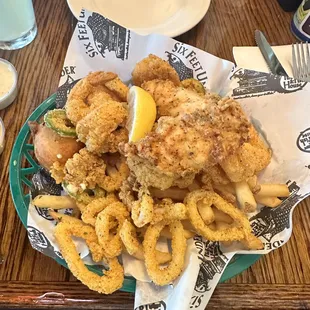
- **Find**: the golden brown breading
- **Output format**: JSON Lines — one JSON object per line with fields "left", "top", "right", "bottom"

{"left": 142, "top": 79, "right": 223, "bottom": 118}
{"left": 132, "top": 54, "right": 180, "bottom": 87}
{"left": 64, "top": 148, "right": 129, "bottom": 193}
{"left": 202, "top": 165, "right": 230, "bottom": 186}
{"left": 76, "top": 101, "right": 128, "bottom": 154}
{"left": 123, "top": 96, "right": 251, "bottom": 190}
{"left": 65, "top": 71, "right": 129, "bottom": 125}
{"left": 220, "top": 126, "right": 272, "bottom": 182}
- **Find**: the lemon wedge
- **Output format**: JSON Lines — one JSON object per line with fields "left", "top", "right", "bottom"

{"left": 127, "top": 86, "right": 156, "bottom": 142}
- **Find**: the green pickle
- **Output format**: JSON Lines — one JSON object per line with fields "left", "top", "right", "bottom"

{"left": 62, "top": 182, "right": 106, "bottom": 205}
{"left": 44, "top": 109, "right": 76, "bottom": 138}
{"left": 181, "top": 78, "right": 205, "bottom": 95}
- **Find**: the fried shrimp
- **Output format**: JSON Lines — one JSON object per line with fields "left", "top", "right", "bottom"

{"left": 185, "top": 190, "right": 262, "bottom": 248}
{"left": 132, "top": 54, "right": 180, "bottom": 87}
{"left": 55, "top": 222, "right": 124, "bottom": 294}
{"left": 143, "top": 221, "right": 187, "bottom": 286}
{"left": 95, "top": 202, "right": 129, "bottom": 258}
{"left": 76, "top": 101, "right": 128, "bottom": 154}
{"left": 120, "top": 219, "right": 171, "bottom": 264}
{"left": 65, "top": 71, "right": 129, "bottom": 125}
{"left": 64, "top": 148, "right": 128, "bottom": 193}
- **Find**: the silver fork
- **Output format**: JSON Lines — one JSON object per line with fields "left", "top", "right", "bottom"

{"left": 292, "top": 42, "right": 310, "bottom": 82}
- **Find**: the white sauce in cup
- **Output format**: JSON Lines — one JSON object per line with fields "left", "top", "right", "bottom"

{"left": 0, "top": 58, "right": 18, "bottom": 110}
{"left": 0, "top": 61, "right": 14, "bottom": 98}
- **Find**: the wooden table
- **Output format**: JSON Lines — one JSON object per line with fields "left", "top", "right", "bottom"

{"left": 0, "top": 0, "right": 309, "bottom": 309}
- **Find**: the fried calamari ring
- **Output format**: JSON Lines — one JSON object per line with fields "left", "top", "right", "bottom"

{"left": 143, "top": 221, "right": 187, "bottom": 286}
{"left": 81, "top": 194, "right": 118, "bottom": 226}
{"left": 152, "top": 198, "right": 187, "bottom": 224}
{"left": 120, "top": 220, "right": 171, "bottom": 264}
{"left": 51, "top": 215, "right": 104, "bottom": 262}
{"left": 185, "top": 190, "right": 251, "bottom": 242}
{"left": 65, "top": 71, "right": 129, "bottom": 125}
{"left": 131, "top": 193, "right": 154, "bottom": 227}
{"left": 54, "top": 222, "right": 124, "bottom": 294}
{"left": 95, "top": 202, "right": 129, "bottom": 258}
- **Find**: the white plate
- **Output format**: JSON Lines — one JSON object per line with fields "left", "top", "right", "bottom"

{"left": 67, "top": 0, "right": 211, "bottom": 37}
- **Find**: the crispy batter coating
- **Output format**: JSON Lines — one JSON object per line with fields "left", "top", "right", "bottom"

{"left": 64, "top": 148, "right": 129, "bottom": 193}
{"left": 152, "top": 198, "right": 187, "bottom": 224}
{"left": 142, "top": 79, "right": 222, "bottom": 118}
{"left": 81, "top": 194, "right": 118, "bottom": 226}
{"left": 132, "top": 54, "right": 180, "bottom": 87}
{"left": 65, "top": 71, "right": 129, "bottom": 125}
{"left": 131, "top": 193, "right": 154, "bottom": 227}
{"left": 76, "top": 101, "right": 128, "bottom": 154}
{"left": 52, "top": 216, "right": 104, "bottom": 262}
{"left": 55, "top": 222, "right": 124, "bottom": 294}
{"left": 220, "top": 126, "right": 272, "bottom": 182}
{"left": 123, "top": 96, "right": 250, "bottom": 189}
{"left": 201, "top": 165, "right": 230, "bottom": 186}
{"left": 143, "top": 221, "right": 187, "bottom": 285}
{"left": 50, "top": 161, "right": 66, "bottom": 184}
{"left": 95, "top": 202, "right": 129, "bottom": 258}
{"left": 185, "top": 190, "right": 263, "bottom": 249}
{"left": 119, "top": 219, "right": 172, "bottom": 264}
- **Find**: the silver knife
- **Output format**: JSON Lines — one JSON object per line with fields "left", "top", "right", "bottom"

{"left": 255, "top": 30, "right": 288, "bottom": 76}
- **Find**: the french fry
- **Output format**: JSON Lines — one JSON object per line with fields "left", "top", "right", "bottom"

{"left": 213, "top": 183, "right": 235, "bottom": 195}
{"left": 254, "top": 195, "right": 282, "bottom": 208}
{"left": 49, "top": 210, "right": 82, "bottom": 224}
{"left": 247, "top": 175, "right": 261, "bottom": 194}
{"left": 213, "top": 184, "right": 236, "bottom": 204}
{"left": 234, "top": 181, "right": 257, "bottom": 213}
{"left": 197, "top": 199, "right": 215, "bottom": 224}
{"left": 149, "top": 187, "right": 188, "bottom": 201}
{"left": 187, "top": 180, "right": 201, "bottom": 192}
{"left": 32, "top": 195, "right": 77, "bottom": 209}
{"left": 256, "top": 184, "right": 290, "bottom": 198}
{"left": 213, "top": 207, "right": 234, "bottom": 224}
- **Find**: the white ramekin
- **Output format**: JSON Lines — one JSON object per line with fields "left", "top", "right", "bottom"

{"left": 0, "top": 117, "right": 5, "bottom": 155}
{"left": 0, "top": 58, "right": 18, "bottom": 110}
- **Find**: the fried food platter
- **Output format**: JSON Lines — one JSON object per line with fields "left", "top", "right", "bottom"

{"left": 9, "top": 53, "right": 295, "bottom": 297}
{"left": 9, "top": 91, "right": 262, "bottom": 293}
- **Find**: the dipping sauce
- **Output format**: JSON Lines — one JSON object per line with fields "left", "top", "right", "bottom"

{"left": 0, "top": 60, "right": 15, "bottom": 98}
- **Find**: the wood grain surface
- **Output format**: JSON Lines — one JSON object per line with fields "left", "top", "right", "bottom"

{"left": 0, "top": 0, "right": 309, "bottom": 309}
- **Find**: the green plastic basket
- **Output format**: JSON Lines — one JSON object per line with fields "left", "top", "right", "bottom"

{"left": 9, "top": 93, "right": 261, "bottom": 293}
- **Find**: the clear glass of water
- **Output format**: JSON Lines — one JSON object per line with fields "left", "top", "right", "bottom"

{"left": 0, "top": 0, "right": 37, "bottom": 50}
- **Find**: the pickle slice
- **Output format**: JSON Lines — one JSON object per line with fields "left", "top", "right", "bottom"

{"left": 44, "top": 109, "right": 76, "bottom": 138}
{"left": 181, "top": 78, "right": 205, "bottom": 95}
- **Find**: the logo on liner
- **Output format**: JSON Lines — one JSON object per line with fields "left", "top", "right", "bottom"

{"left": 231, "top": 69, "right": 307, "bottom": 99}
{"left": 297, "top": 127, "right": 310, "bottom": 153}
{"left": 77, "top": 10, "right": 130, "bottom": 60}
{"left": 166, "top": 42, "right": 208, "bottom": 85}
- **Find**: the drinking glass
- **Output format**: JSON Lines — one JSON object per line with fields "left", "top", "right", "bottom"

{"left": 0, "top": 0, "right": 37, "bottom": 50}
